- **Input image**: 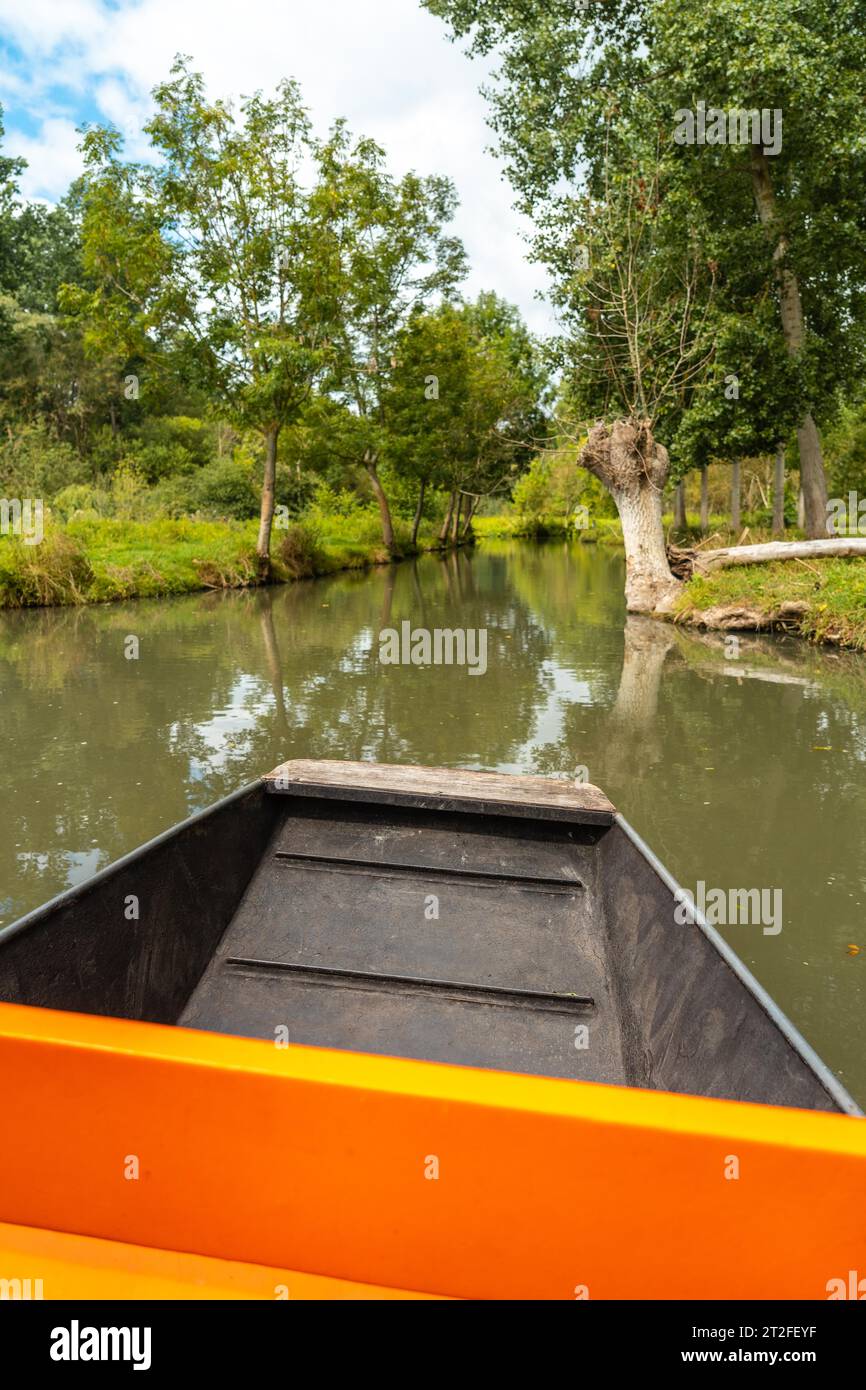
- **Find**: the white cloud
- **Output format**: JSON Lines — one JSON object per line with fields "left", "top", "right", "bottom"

{"left": 0, "top": 0, "right": 107, "bottom": 52}
{"left": 0, "top": 0, "right": 554, "bottom": 330}
{"left": 6, "top": 117, "right": 84, "bottom": 200}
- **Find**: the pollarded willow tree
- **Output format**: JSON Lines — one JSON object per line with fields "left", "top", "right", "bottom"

{"left": 425, "top": 2, "right": 723, "bottom": 608}
{"left": 426, "top": 0, "right": 866, "bottom": 566}
{"left": 544, "top": 127, "right": 719, "bottom": 610}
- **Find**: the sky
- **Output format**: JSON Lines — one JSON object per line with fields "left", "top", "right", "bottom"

{"left": 0, "top": 0, "right": 554, "bottom": 332}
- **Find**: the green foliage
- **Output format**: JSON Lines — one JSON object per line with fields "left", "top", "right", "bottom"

{"left": 425, "top": 0, "right": 866, "bottom": 477}
{"left": 136, "top": 415, "right": 213, "bottom": 466}
{"left": 0, "top": 78, "right": 548, "bottom": 595}
{"left": 382, "top": 293, "right": 549, "bottom": 519}
{"left": 4, "top": 198, "right": 82, "bottom": 313}
{"left": 511, "top": 448, "right": 615, "bottom": 531}
{"left": 824, "top": 399, "right": 866, "bottom": 497}
{"left": 316, "top": 120, "right": 467, "bottom": 428}
{"left": 189, "top": 460, "right": 260, "bottom": 520}
{"left": 0, "top": 422, "right": 89, "bottom": 496}
{"left": 0, "top": 103, "right": 27, "bottom": 297}
{"left": 52, "top": 483, "right": 112, "bottom": 522}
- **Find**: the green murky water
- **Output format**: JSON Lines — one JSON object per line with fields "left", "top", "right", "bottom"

{"left": 1, "top": 539, "right": 864, "bottom": 1098}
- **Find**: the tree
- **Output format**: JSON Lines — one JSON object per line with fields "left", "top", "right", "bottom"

{"left": 65, "top": 59, "right": 335, "bottom": 571}
{"left": 427, "top": 0, "right": 866, "bottom": 542}
{"left": 430, "top": 0, "right": 866, "bottom": 536}
{"left": 0, "top": 105, "right": 25, "bottom": 303}
{"left": 0, "top": 298, "right": 122, "bottom": 452}
{"left": 632, "top": 1, "right": 866, "bottom": 537}
{"left": 424, "top": 7, "right": 708, "bottom": 605}
{"left": 5, "top": 198, "right": 82, "bottom": 314}
{"left": 313, "top": 122, "right": 467, "bottom": 550}
{"left": 0, "top": 113, "right": 144, "bottom": 459}
{"left": 383, "top": 294, "right": 547, "bottom": 545}
{"left": 383, "top": 303, "right": 473, "bottom": 545}
{"left": 654, "top": 0, "right": 866, "bottom": 537}
{"left": 543, "top": 128, "right": 717, "bottom": 608}
{"left": 456, "top": 292, "right": 549, "bottom": 528}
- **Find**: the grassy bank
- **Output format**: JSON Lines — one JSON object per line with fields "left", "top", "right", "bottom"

{"left": 0, "top": 516, "right": 449, "bottom": 609}
{"left": 0, "top": 507, "right": 627, "bottom": 610}
{"left": 473, "top": 514, "right": 624, "bottom": 544}
{"left": 678, "top": 558, "right": 866, "bottom": 650}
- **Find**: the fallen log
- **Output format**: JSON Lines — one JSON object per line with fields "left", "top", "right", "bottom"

{"left": 667, "top": 537, "right": 866, "bottom": 579}
{"left": 695, "top": 538, "right": 866, "bottom": 575}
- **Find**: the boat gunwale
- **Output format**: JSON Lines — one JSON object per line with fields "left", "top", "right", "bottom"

{"left": 0, "top": 777, "right": 266, "bottom": 949}
{"left": 615, "top": 813, "right": 863, "bottom": 1119}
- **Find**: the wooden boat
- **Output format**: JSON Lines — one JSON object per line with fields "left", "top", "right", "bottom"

{"left": 0, "top": 760, "right": 856, "bottom": 1113}
{"left": 0, "top": 760, "right": 863, "bottom": 1300}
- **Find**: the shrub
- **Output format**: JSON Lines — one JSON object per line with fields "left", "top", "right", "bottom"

{"left": 88, "top": 417, "right": 218, "bottom": 485}
{"left": 275, "top": 523, "right": 327, "bottom": 578}
{"left": 191, "top": 461, "right": 259, "bottom": 519}
{"left": 275, "top": 463, "right": 316, "bottom": 517}
{"left": 52, "top": 484, "right": 113, "bottom": 522}
{"left": 146, "top": 475, "right": 199, "bottom": 519}
{"left": 109, "top": 459, "right": 150, "bottom": 520}
{"left": 131, "top": 442, "right": 199, "bottom": 483}
{"left": 825, "top": 400, "right": 866, "bottom": 498}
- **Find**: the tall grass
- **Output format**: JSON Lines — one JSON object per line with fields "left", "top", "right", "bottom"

{"left": 0, "top": 530, "right": 94, "bottom": 607}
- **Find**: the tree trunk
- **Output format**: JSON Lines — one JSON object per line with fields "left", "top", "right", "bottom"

{"left": 256, "top": 423, "right": 281, "bottom": 574}
{"left": 450, "top": 492, "right": 462, "bottom": 544}
{"left": 798, "top": 489, "right": 806, "bottom": 530}
{"left": 751, "top": 148, "right": 828, "bottom": 538}
{"left": 410, "top": 477, "right": 427, "bottom": 548}
{"left": 673, "top": 480, "right": 686, "bottom": 530}
{"left": 580, "top": 419, "right": 680, "bottom": 613}
{"left": 700, "top": 464, "right": 709, "bottom": 534}
{"left": 730, "top": 460, "right": 741, "bottom": 533}
{"left": 462, "top": 496, "right": 479, "bottom": 537}
{"left": 439, "top": 490, "right": 456, "bottom": 545}
{"left": 365, "top": 452, "right": 395, "bottom": 551}
{"left": 796, "top": 416, "right": 828, "bottom": 537}
{"left": 773, "top": 446, "right": 786, "bottom": 536}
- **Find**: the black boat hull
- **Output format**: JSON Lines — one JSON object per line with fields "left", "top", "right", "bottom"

{"left": 0, "top": 761, "right": 857, "bottom": 1115}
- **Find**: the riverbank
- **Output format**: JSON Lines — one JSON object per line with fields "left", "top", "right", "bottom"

{"left": 0, "top": 516, "right": 459, "bottom": 609}
{"left": 472, "top": 515, "right": 624, "bottom": 543}
{"left": 0, "top": 510, "right": 625, "bottom": 609}
{"left": 677, "top": 557, "right": 866, "bottom": 650}
{"left": 6, "top": 514, "right": 866, "bottom": 652}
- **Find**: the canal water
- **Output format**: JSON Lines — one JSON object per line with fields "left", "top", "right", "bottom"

{"left": 1, "top": 539, "right": 864, "bottom": 1099}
